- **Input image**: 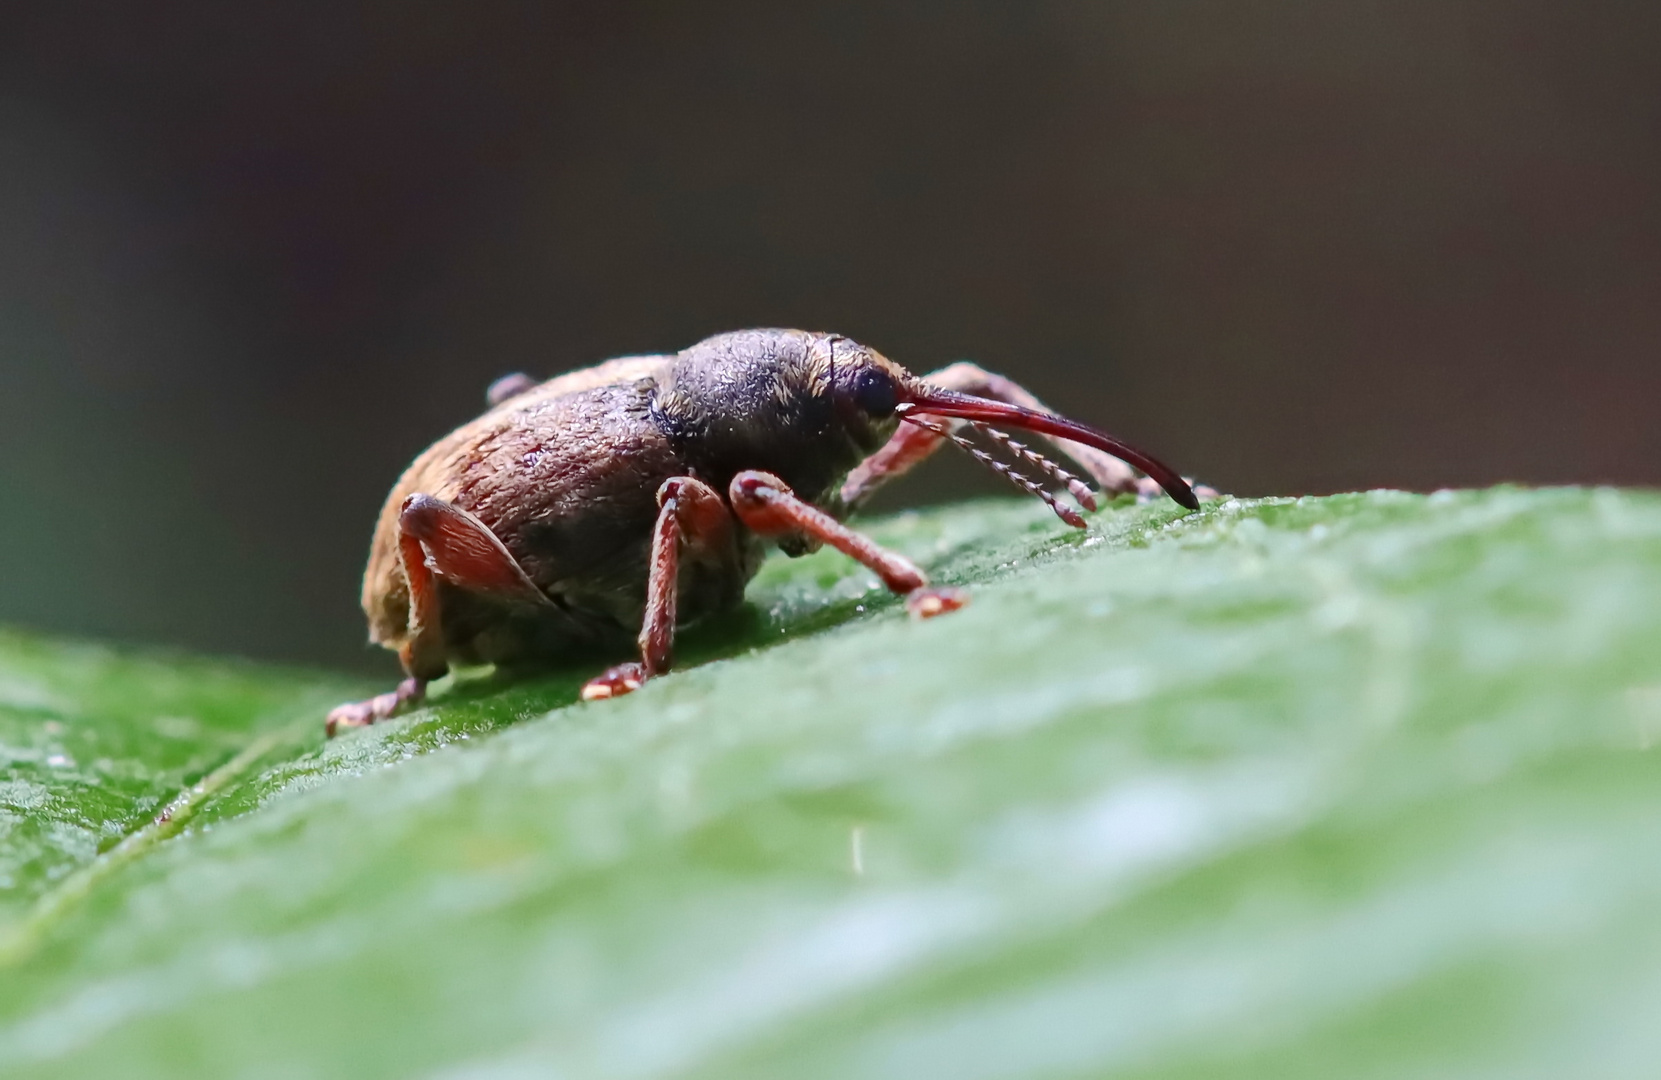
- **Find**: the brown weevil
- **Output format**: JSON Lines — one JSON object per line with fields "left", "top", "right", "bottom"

{"left": 327, "top": 328, "right": 1200, "bottom": 734}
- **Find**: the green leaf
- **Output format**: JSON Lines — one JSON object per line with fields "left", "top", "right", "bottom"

{"left": 4, "top": 487, "right": 1661, "bottom": 1078}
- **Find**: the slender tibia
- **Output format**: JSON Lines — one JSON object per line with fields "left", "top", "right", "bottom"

{"left": 730, "top": 470, "right": 967, "bottom": 618}
{"left": 581, "top": 476, "right": 732, "bottom": 701}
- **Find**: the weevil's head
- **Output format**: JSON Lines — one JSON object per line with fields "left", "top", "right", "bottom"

{"left": 659, "top": 328, "right": 1198, "bottom": 511}
{"left": 658, "top": 329, "right": 912, "bottom": 499}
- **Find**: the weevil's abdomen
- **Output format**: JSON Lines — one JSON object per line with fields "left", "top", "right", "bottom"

{"left": 361, "top": 357, "right": 710, "bottom": 659}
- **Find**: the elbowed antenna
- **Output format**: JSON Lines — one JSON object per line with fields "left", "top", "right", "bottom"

{"left": 897, "top": 387, "right": 1201, "bottom": 511}
{"left": 901, "top": 414, "right": 1091, "bottom": 528}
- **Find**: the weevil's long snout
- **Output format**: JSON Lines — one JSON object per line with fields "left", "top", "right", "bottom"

{"left": 897, "top": 387, "right": 1200, "bottom": 511}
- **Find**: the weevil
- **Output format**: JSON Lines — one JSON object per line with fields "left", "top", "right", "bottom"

{"left": 327, "top": 328, "right": 1200, "bottom": 734}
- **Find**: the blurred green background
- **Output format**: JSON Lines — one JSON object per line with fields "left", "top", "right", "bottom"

{"left": 2, "top": 0, "right": 1659, "bottom": 674}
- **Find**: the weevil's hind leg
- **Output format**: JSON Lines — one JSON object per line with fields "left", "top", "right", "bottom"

{"left": 326, "top": 677, "right": 428, "bottom": 738}
{"left": 840, "top": 361, "right": 1144, "bottom": 511}
{"left": 328, "top": 494, "right": 553, "bottom": 736}
{"left": 581, "top": 476, "right": 733, "bottom": 702}
{"left": 731, "top": 470, "right": 967, "bottom": 618}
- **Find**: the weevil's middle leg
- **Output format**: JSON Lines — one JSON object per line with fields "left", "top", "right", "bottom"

{"left": 581, "top": 476, "right": 733, "bottom": 701}
{"left": 730, "top": 470, "right": 967, "bottom": 618}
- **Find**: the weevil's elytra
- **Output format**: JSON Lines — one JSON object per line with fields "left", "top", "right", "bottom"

{"left": 326, "top": 329, "right": 1202, "bottom": 735}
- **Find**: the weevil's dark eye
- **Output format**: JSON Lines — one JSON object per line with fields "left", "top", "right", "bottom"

{"left": 848, "top": 367, "right": 898, "bottom": 418}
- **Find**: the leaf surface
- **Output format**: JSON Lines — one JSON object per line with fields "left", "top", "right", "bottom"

{"left": 3, "top": 487, "right": 1661, "bottom": 1079}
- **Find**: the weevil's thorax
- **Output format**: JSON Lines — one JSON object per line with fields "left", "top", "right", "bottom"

{"left": 653, "top": 329, "right": 905, "bottom": 505}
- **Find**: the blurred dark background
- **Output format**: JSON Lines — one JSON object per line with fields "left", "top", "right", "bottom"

{"left": 2, "top": 1, "right": 1658, "bottom": 672}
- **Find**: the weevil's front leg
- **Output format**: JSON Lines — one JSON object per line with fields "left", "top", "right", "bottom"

{"left": 580, "top": 476, "right": 733, "bottom": 701}
{"left": 840, "top": 361, "right": 1142, "bottom": 510}
{"left": 730, "top": 470, "right": 967, "bottom": 618}
{"left": 328, "top": 494, "right": 553, "bottom": 736}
